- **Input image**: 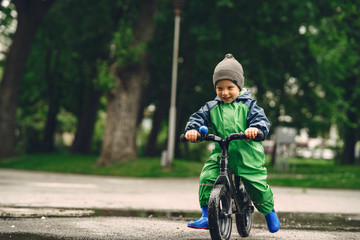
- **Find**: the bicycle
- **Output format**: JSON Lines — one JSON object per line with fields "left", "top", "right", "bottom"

{"left": 181, "top": 126, "right": 264, "bottom": 240}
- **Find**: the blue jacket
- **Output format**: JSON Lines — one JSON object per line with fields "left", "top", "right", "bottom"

{"left": 185, "top": 88, "right": 270, "bottom": 141}
{"left": 184, "top": 88, "right": 271, "bottom": 176}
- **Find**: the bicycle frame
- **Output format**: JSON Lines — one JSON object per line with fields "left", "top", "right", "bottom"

{"left": 210, "top": 134, "right": 253, "bottom": 215}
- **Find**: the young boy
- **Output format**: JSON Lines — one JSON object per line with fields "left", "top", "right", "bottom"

{"left": 184, "top": 53, "right": 280, "bottom": 233}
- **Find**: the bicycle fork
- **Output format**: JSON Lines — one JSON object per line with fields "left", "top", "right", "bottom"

{"left": 213, "top": 139, "right": 254, "bottom": 216}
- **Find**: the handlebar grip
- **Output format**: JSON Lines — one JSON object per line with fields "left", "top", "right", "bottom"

{"left": 180, "top": 134, "right": 203, "bottom": 142}
{"left": 180, "top": 134, "right": 187, "bottom": 142}
{"left": 254, "top": 130, "right": 265, "bottom": 141}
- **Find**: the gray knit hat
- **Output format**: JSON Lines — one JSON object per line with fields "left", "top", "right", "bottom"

{"left": 213, "top": 53, "right": 244, "bottom": 89}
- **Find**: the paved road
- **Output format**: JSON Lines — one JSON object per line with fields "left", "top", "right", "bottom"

{"left": 0, "top": 169, "right": 360, "bottom": 239}
{"left": 1, "top": 217, "right": 359, "bottom": 240}
{"left": 1, "top": 169, "right": 359, "bottom": 214}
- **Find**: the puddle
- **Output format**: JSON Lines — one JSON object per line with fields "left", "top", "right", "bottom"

{"left": 94, "top": 209, "right": 360, "bottom": 231}
{"left": 0, "top": 233, "right": 63, "bottom": 240}
{"left": 94, "top": 208, "right": 200, "bottom": 220}
{"left": 0, "top": 207, "right": 94, "bottom": 218}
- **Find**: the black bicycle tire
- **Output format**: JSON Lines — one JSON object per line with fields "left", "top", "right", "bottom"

{"left": 208, "top": 185, "right": 232, "bottom": 240}
{"left": 235, "top": 211, "right": 252, "bottom": 237}
{"left": 235, "top": 184, "right": 252, "bottom": 237}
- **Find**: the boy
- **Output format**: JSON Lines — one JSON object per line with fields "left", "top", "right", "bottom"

{"left": 184, "top": 53, "right": 280, "bottom": 233}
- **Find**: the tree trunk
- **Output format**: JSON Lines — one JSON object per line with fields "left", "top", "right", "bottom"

{"left": 342, "top": 127, "right": 356, "bottom": 165}
{"left": 97, "top": 65, "right": 144, "bottom": 165}
{"left": 97, "top": 0, "right": 157, "bottom": 165}
{"left": 340, "top": 76, "right": 359, "bottom": 165}
{"left": 70, "top": 88, "right": 101, "bottom": 154}
{"left": 0, "top": 0, "right": 55, "bottom": 159}
{"left": 42, "top": 49, "right": 60, "bottom": 152}
{"left": 42, "top": 95, "right": 59, "bottom": 152}
{"left": 270, "top": 98, "right": 282, "bottom": 166}
{"left": 341, "top": 106, "right": 358, "bottom": 165}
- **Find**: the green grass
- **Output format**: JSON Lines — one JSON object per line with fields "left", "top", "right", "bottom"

{"left": 0, "top": 153, "right": 204, "bottom": 178}
{"left": 0, "top": 153, "right": 359, "bottom": 189}
{"left": 267, "top": 158, "right": 360, "bottom": 190}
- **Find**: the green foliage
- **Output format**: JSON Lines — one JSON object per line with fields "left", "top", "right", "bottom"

{"left": 216, "top": 0, "right": 234, "bottom": 8}
{"left": 0, "top": 1, "right": 14, "bottom": 26}
{"left": 91, "top": 110, "right": 106, "bottom": 154}
{"left": 56, "top": 108, "right": 77, "bottom": 133}
{"left": 134, "top": 0, "right": 360, "bottom": 161}
{"left": 112, "top": 22, "right": 145, "bottom": 67}
{"left": 16, "top": 0, "right": 123, "bottom": 153}
{"left": 306, "top": 2, "right": 360, "bottom": 163}
{"left": 95, "top": 60, "right": 115, "bottom": 90}
{"left": 109, "top": 0, "right": 147, "bottom": 67}
{"left": 2, "top": 0, "right": 358, "bottom": 163}
{"left": 0, "top": 0, "right": 16, "bottom": 64}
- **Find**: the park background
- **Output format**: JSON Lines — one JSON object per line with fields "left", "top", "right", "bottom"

{"left": 0, "top": 0, "right": 359, "bottom": 189}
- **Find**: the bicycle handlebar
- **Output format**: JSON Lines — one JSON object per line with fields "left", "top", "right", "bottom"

{"left": 180, "top": 130, "right": 264, "bottom": 143}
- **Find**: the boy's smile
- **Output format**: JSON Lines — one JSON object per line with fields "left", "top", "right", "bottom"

{"left": 215, "top": 80, "right": 240, "bottom": 103}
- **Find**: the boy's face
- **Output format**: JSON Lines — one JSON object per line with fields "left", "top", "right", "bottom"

{"left": 215, "top": 80, "right": 240, "bottom": 103}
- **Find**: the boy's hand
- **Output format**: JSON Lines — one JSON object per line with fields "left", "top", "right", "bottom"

{"left": 245, "top": 127, "right": 259, "bottom": 140}
{"left": 185, "top": 130, "right": 200, "bottom": 142}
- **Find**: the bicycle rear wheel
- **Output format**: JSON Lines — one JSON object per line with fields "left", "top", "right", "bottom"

{"left": 208, "top": 185, "right": 232, "bottom": 240}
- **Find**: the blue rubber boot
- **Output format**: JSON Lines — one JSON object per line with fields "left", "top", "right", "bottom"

{"left": 187, "top": 206, "right": 208, "bottom": 229}
{"left": 264, "top": 209, "right": 280, "bottom": 233}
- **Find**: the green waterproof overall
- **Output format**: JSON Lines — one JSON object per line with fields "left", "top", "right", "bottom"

{"left": 197, "top": 98, "right": 274, "bottom": 214}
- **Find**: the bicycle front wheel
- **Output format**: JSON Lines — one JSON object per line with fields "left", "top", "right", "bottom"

{"left": 235, "top": 185, "right": 252, "bottom": 237}
{"left": 235, "top": 210, "right": 252, "bottom": 237}
{"left": 208, "top": 185, "right": 232, "bottom": 240}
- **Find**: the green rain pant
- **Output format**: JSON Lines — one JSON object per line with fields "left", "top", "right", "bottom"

{"left": 198, "top": 158, "right": 274, "bottom": 215}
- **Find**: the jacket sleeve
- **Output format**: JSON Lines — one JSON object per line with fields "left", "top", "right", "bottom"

{"left": 184, "top": 102, "right": 212, "bottom": 133}
{"left": 246, "top": 99, "right": 270, "bottom": 141}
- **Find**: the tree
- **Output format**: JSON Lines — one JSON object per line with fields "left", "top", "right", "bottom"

{"left": 308, "top": 1, "right": 360, "bottom": 164}
{"left": 17, "top": 0, "right": 122, "bottom": 154}
{"left": 143, "top": 0, "right": 354, "bottom": 165}
{"left": 97, "top": 0, "right": 157, "bottom": 165}
{"left": 0, "top": 0, "right": 55, "bottom": 159}
{"left": 174, "top": 0, "right": 324, "bottom": 161}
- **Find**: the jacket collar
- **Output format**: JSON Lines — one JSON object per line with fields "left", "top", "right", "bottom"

{"left": 214, "top": 88, "right": 251, "bottom": 103}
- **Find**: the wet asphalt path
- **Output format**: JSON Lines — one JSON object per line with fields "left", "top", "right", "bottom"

{"left": 0, "top": 169, "right": 359, "bottom": 239}
{"left": 1, "top": 216, "right": 359, "bottom": 240}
